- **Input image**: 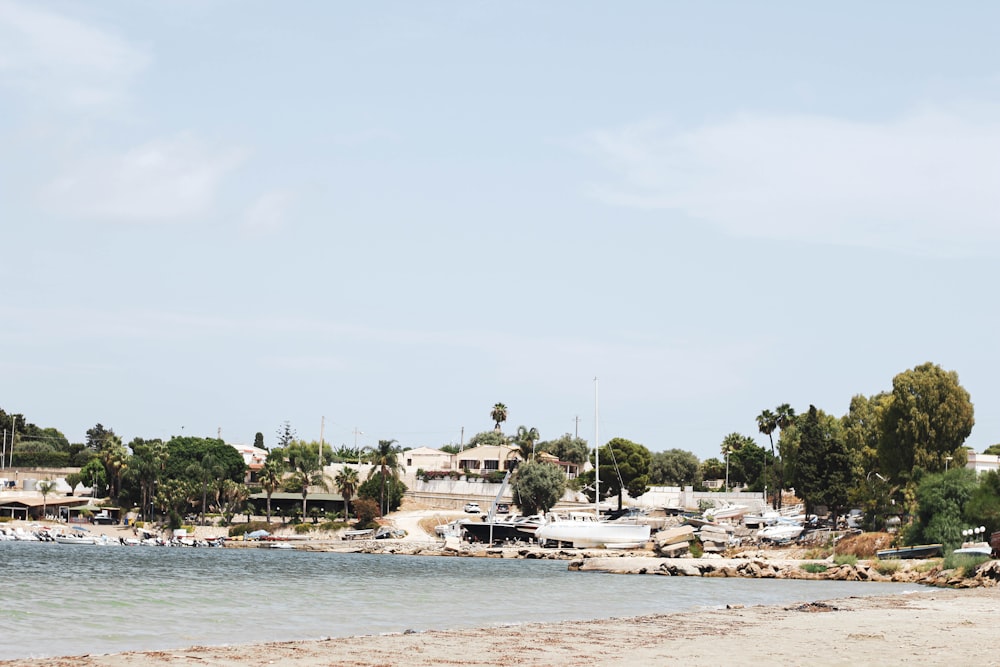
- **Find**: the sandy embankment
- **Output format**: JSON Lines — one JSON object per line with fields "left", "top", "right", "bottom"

{"left": 3, "top": 587, "right": 998, "bottom": 667}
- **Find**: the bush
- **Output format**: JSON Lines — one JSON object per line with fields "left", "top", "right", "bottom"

{"left": 943, "top": 552, "right": 991, "bottom": 577}
{"left": 229, "top": 521, "right": 272, "bottom": 537}
{"left": 872, "top": 558, "right": 900, "bottom": 575}
{"left": 689, "top": 538, "right": 704, "bottom": 558}
{"left": 319, "top": 520, "right": 350, "bottom": 532}
{"left": 833, "top": 553, "right": 858, "bottom": 566}
{"left": 294, "top": 523, "right": 313, "bottom": 534}
{"left": 353, "top": 497, "right": 381, "bottom": 525}
{"left": 801, "top": 563, "right": 829, "bottom": 574}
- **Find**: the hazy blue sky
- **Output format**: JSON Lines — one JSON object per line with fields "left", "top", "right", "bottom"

{"left": 3, "top": 2, "right": 1000, "bottom": 461}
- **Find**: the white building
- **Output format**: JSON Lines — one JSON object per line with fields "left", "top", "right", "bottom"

{"left": 966, "top": 451, "right": 1000, "bottom": 475}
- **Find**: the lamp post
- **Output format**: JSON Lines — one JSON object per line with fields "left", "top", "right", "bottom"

{"left": 945, "top": 455, "right": 953, "bottom": 472}
{"left": 867, "top": 471, "right": 887, "bottom": 531}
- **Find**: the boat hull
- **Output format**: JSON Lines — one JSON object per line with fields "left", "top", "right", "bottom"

{"left": 535, "top": 521, "right": 651, "bottom": 549}
{"left": 876, "top": 544, "right": 943, "bottom": 560}
{"left": 461, "top": 521, "right": 524, "bottom": 544}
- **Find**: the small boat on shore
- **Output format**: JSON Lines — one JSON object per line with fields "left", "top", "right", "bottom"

{"left": 876, "top": 543, "right": 943, "bottom": 560}
{"left": 54, "top": 535, "right": 96, "bottom": 545}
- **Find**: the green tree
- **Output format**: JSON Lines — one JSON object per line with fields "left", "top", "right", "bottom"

{"left": 490, "top": 403, "right": 508, "bottom": 433}
{"left": 254, "top": 432, "right": 265, "bottom": 449}
{"left": 334, "top": 466, "right": 360, "bottom": 519}
{"left": 511, "top": 461, "right": 566, "bottom": 515}
{"left": 537, "top": 433, "right": 589, "bottom": 465}
{"left": 80, "top": 458, "right": 107, "bottom": 497}
{"left": 358, "top": 475, "right": 406, "bottom": 514}
{"left": 368, "top": 439, "right": 403, "bottom": 515}
{"left": 879, "top": 363, "right": 975, "bottom": 489}
{"left": 65, "top": 472, "right": 83, "bottom": 496}
{"left": 512, "top": 425, "right": 541, "bottom": 461}
{"left": 276, "top": 421, "right": 297, "bottom": 449}
{"left": 796, "top": 405, "right": 851, "bottom": 520}
{"left": 700, "top": 457, "right": 725, "bottom": 485}
{"left": 983, "top": 444, "right": 1000, "bottom": 456}
{"left": 36, "top": 479, "right": 57, "bottom": 519}
{"left": 258, "top": 459, "right": 284, "bottom": 524}
{"left": 286, "top": 449, "right": 329, "bottom": 519}
{"left": 187, "top": 453, "right": 224, "bottom": 525}
{"left": 217, "top": 479, "right": 250, "bottom": 525}
{"left": 907, "top": 468, "right": 978, "bottom": 549}
{"left": 648, "top": 449, "right": 701, "bottom": 486}
{"left": 85, "top": 423, "right": 116, "bottom": 452}
{"left": 720, "top": 433, "right": 752, "bottom": 491}
{"left": 583, "top": 438, "right": 651, "bottom": 510}
{"left": 98, "top": 434, "right": 128, "bottom": 503}
{"left": 164, "top": 437, "right": 246, "bottom": 483}
{"left": 466, "top": 431, "right": 508, "bottom": 448}
{"left": 729, "top": 439, "right": 768, "bottom": 491}
{"left": 127, "top": 439, "right": 169, "bottom": 522}
{"left": 964, "top": 470, "right": 1000, "bottom": 538}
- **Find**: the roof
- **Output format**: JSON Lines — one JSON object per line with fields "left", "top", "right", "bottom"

{"left": 0, "top": 496, "right": 92, "bottom": 508}
{"left": 249, "top": 492, "right": 344, "bottom": 502}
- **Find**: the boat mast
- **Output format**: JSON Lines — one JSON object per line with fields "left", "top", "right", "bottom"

{"left": 594, "top": 377, "right": 599, "bottom": 517}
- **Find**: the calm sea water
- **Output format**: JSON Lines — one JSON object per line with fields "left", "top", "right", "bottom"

{"left": 0, "top": 541, "right": 920, "bottom": 660}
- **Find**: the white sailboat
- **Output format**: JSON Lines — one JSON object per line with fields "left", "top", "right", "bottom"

{"left": 534, "top": 378, "right": 651, "bottom": 549}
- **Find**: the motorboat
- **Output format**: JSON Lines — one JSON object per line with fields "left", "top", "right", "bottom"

{"left": 757, "top": 522, "right": 804, "bottom": 544}
{"left": 875, "top": 543, "right": 944, "bottom": 560}
{"left": 54, "top": 534, "right": 97, "bottom": 545}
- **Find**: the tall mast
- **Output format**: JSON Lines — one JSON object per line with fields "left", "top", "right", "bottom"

{"left": 594, "top": 377, "right": 599, "bottom": 516}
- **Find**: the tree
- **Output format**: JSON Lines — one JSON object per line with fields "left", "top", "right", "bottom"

{"left": 491, "top": 403, "right": 508, "bottom": 433}
{"left": 467, "top": 431, "right": 508, "bottom": 448}
{"left": 756, "top": 409, "right": 777, "bottom": 505}
{"left": 720, "top": 433, "right": 752, "bottom": 492}
{"left": 85, "top": 423, "right": 116, "bottom": 452}
{"left": 128, "top": 439, "right": 169, "bottom": 522}
{"left": 187, "top": 453, "right": 223, "bottom": 525}
{"left": 729, "top": 439, "right": 768, "bottom": 492}
{"left": 164, "top": 437, "right": 246, "bottom": 483}
{"left": 511, "top": 461, "right": 565, "bottom": 515}
{"left": 587, "top": 438, "right": 651, "bottom": 510}
{"left": 795, "top": 405, "right": 851, "bottom": 520}
{"left": 254, "top": 432, "right": 265, "bottom": 449}
{"left": 879, "top": 362, "right": 975, "bottom": 487}
{"left": 984, "top": 444, "right": 1000, "bottom": 456}
{"left": 216, "top": 479, "right": 250, "bottom": 525}
{"left": 700, "top": 457, "right": 725, "bottom": 484}
{"left": 512, "top": 425, "right": 541, "bottom": 461}
{"left": 907, "top": 468, "right": 978, "bottom": 549}
{"left": 259, "top": 459, "right": 284, "bottom": 524}
{"left": 358, "top": 475, "right": 406, "bottom": 514}
{"left": 334, "top": 466, "right": 360, "bottom": 519}
{"left": 286, "top": 449, "right": 329, "bottom": 519}
{"left": 65, "top": 472, "right": 83, "bottom": 496}
{"left": 276, "top": 421, "right": 297, "bottom": 449}
{"left": 80, "top": 458, "right": 107, "bottom": 497}
{"left": 98, "top": 435, "right": 128, "bottom": 502}
{"left": 965, "top": 470, "right": 1000, "bottom": 538}
{"left": 367, "top": 439, "right": 403, "bottom": 515}
{"left": 36, "top": 479, "right": 57, "bottom": 519}
{"left": 537, "top": 434, "right": 589, "bottom": 465}
{"left": 648, "top": 449, "right": 702, "bottom": 487}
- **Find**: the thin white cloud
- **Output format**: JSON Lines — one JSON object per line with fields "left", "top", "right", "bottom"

{"left": 42, "top": 134, "right": 248, "bottom": 222}
{"left": 0, "top": 0, "right": 148, "bottom": 111}
{"left": 243, "top": 190, "right": 293, "bottom": 235}
{"left": 583, "top": 106, "right": 1000, "bottom": 256}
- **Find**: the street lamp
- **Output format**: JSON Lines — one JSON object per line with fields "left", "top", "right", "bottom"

{"left": 945, "top": 455, "right": 953, "bottom": 472}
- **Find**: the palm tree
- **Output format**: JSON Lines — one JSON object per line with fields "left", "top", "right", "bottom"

{"left": 187, "top": 453, "right": 223, "bottom": 525}
{"left": 513, "top": 425, "right": 540, "bottom": 462}
{"left": 334, "top": 466, "right": 360, "bottom": 519}
{"left": 774, "top": 403, "right": 797, "bottom": 510}
{"left": 368, "top": 439, "right": 402, "bottom": 515}
{"left": 37, "top": 479, "right": 57, "bottom": 519}
{"left": 287, "top": 452, "right": 329, "bottom": 519}
{"left": 720, "top": 433, "right": 746, "bottom": 492}
{"left": 756, "top": 409, "right": 777, "bottom": 507}
{"left": 259, "top": 459, "right": 283, "bottom": 524}
{"left": 491, "top": 403, "right": 508, "bottom": 434}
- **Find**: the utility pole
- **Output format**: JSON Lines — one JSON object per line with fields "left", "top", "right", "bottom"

{"left": 459, "top": 426, "right": 464, "bottom": 452}
{"left": 573, "top": 415, "right": 581, "bottom": 440}
{"left": 2, "top": 428, "right": 6, "bottom": 471}
{"left": 9, "top": 416, "right": 16, "bottom": 469}
{"left": 319, "top": 416, "right": 326, "bottom": 468}
{"left": 354, "top": 427, "right": 364, "bottom": 464}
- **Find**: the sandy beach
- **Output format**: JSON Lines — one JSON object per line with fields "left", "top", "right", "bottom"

{"left": 3, "top": 586, "right": 997, "bottom": 667}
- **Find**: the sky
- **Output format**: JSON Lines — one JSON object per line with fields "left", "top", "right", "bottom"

{"left": 3, "top": 2, "right": 1000, "bottom": 461}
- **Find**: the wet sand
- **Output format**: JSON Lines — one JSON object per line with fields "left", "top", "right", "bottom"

{"left": 3, "top": 586, "right": 997, "bottom": 666}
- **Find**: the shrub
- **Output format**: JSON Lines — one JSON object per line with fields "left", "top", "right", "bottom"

{"left": 228, "top": 521, "right": 272, "bottom": 537}
{"left": 319, "top": 520, "right": 350, "bottom": 532}
{"left": 294, "top": 523, "right": 313, "bottom": 534}
{"left": 801, "top": 563, "right": 829, "bottom": 574}
{"left": 872, "top": 558, "right": 901, "bottom": 575}
{"left": 353, "top": 497, "right": 381, "bottom": 525}
{"left": 943, "top": 552, "right": 990, "bottom": 577}
{"left": 833, "top": 553, "right": 858, "bottom": 566}
{"left": 689, "top": 538, "right": 704, "bottom": 558}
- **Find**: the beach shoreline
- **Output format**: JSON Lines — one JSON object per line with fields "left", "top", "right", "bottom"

{"left": 3, "top": 586, "right": 998, "bottom": 666}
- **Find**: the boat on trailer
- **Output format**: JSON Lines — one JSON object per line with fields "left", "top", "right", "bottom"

{"left": 876, "top": 543, "right": 943, "bottom": 560}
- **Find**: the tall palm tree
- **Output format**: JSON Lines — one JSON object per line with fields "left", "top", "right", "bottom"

{"left": 773, "top": 403, "right": 797, "bottom": 510}
{"left": 287, "top": 452, "right": 329, "bottom": 519}
{"left": 368, "top": 439, "right": 402, "bottom": 515}
{"left": 756, "top": 409, "right": 777, "bottom": 508}
{"left": 720, "top": 433, "right": 746, "bottom": 492}
{"left": 187, "top": 453, "right": 223, "bottom": 525}
{"left": 259, "top": 459, "right": 283, "bottom": 524}
{"left": 334, "top": 466, "right": 360, "bottom": 519}
{"left": 37, "top": 479, "right": 57, "bottom": 519}
{"left": 491, "top": 403, "right": 508, "bottom": 434}
{"left": 513, "top": 425, "right": 540, "bottom": 462}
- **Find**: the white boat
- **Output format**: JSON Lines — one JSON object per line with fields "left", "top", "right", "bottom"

{"left": 953, "top": 542, "right": 992, "bottom": 557}
{"left": 55, "top": 535, "right": 96, "bottom": 545}
{"left": 704, "top": 503, "right": 748, "bottom": 522}
{"left": 533, "top": 379, "right": 651, "bottom": 550}
{"left": 757, "top": 521, "right": 804, "bottom": 543}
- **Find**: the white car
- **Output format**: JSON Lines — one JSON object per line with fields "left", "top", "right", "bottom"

{"left": 464, "top": 502, "right": 481, "bottom": 513}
